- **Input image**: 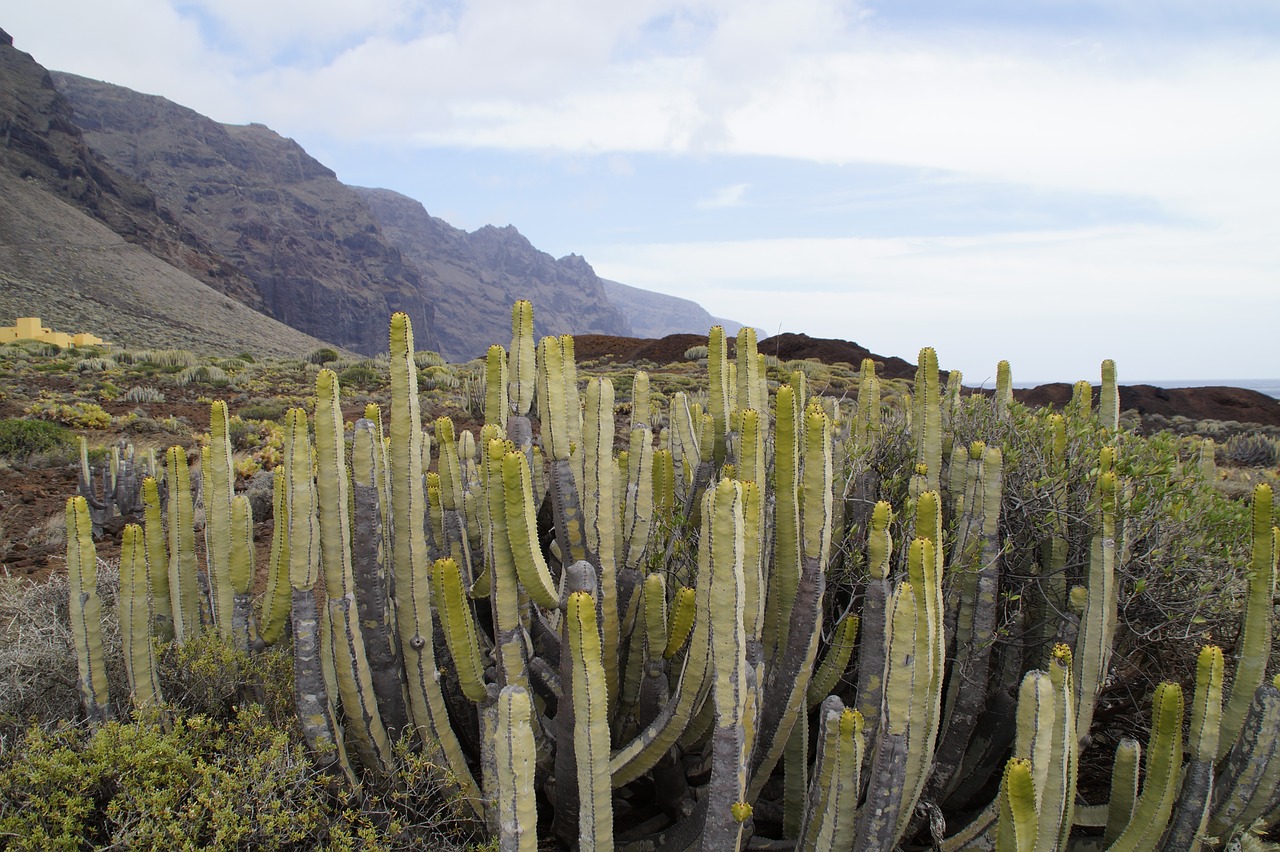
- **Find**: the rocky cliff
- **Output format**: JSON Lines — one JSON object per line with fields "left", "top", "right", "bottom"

{"left": 52, "top": 72, "right": 440, "bottom": 356}
{"left": 355, "top": 187, "right": 632, "bottom": 360}
{"left": 600, "top": 278, "right": 743, "bottom": 339}
{"left": 0, "top": 28, "right": 258, "bottom": 305}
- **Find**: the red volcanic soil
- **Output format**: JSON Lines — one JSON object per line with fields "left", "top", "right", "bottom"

{"left": 1016, "top": 384, "right": 1280, "bottom": 428}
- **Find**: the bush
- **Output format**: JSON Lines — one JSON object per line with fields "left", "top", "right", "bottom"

{"left": 306, "top": 347, "right": 340, "bottom": 365}
{"left": 0, "top": 419, "right": 75, "bottom": 460}
{"left": 21, "top": 399, "right": 112, "bottom": 430}
{"left": 121, "top": 385, "right": 165, "bottom": 404}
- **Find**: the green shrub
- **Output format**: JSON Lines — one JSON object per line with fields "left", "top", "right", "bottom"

{"left": 338, "top": 363, "right": 382, "bottom": 389}
{"left": 306, "top": 347, "right": 340, "bottom": 365}
{"left": 0, "top": 419, "right": 75, "bottom": 459}
{"left": 238, "top": 400, "right": 287, "bottom": 422}
{"left": 22, "top": 399, "right": 112, "bottom": 430}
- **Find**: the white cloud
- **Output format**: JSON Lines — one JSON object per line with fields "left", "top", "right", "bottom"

{"left": 696, "top": 182, "right": 749, "bottom": 209}
{"left": 587, "top": 220, "right": 1280, "bottom": 381}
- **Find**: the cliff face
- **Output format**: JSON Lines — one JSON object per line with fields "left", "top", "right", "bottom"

{"left": 356, "top": 187, "right": 632, "bottom": 360}
{"left": 601, "top": 278, "right": 744, "bottom": 339}
{"left": 0, "top": 29, "right": 259, "bottom": 306}
{"left": 52, "top": 72, "right": 440, "bottom": 356}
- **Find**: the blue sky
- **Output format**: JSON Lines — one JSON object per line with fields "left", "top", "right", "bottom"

{"left": 6, "top": 1, "right": 1279, "bottom": 382}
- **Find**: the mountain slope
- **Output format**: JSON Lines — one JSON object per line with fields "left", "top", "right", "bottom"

{"left": 52, "top": 71, "right": 441, "bottom": 357}
{"left": 355, "top": 187, "right": 632, "bottom": 360}
{"left": 0, "top": 169, "right": 338, "bottom": 358}
{"left": 0, "top": 28, "right": 261, "bottom": 306}
{"left": 600, "top": 278, "right": 744, "bottom": 338}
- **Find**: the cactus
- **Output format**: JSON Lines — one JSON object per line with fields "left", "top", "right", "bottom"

{"left": 165, "top": 445, "right": 201, "bottom": 641}
{"left": 67, "top": 496, "right": 113, "bottom": 723}
{"left": 119, "top": 522, "right": 163, "bottom": 709}
{"left": 204, "top": 400, "right": 236, "bottom": 638}
{"left": 1100, "top": 359, "right": 1120, "bottom": 431}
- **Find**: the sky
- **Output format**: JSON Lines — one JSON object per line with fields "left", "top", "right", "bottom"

{"left": 6, "top": 1, "right": 1280, "bottom": 383}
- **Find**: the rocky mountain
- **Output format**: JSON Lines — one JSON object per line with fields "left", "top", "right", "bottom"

{"left": 0, "top": 28, "right": 258, "bottom": 305}
{"left": 354, "top": 187, "right": 632, "bottom": 360}
{"left": 51, "top": 71, "right": 440, "bottom": 357}
{"left": 599, "top": 278, "right": 743, "bottom": 339}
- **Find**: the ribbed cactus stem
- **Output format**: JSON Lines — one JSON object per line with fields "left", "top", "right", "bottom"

{"left": 703, "top": 479, "right": 753, "bottom": 850}
{"left": 632, "top": 369, "right": 651, "bottom": 429}
{"left": 67, "top": 496, "right": 113, "bottom": 723}
{"left": 1109, "top": 682, "right": 1184, "bottom": 852}
{"left": 1075, "top": 467, "right": 1118, "bottom": 743}
{"left": 707, "top": 326, "right": 731, "bottom": 464}
{"left": 495, "top": 685, "right": 538, "bottom": 852}
{"left": 1100, "top": 359, "right": 1120, "bottom": 431}
{"left": 350, "top": 418, "right": 409, "bottom": 739}
{"left": 432, "top": 556, "right": 492, "bottom": 703}
{"left": 764, "top": 384, "right": 801, "bottom": 667}
{"left": 314, "top": 369, "right": 392, "bottom": 771}
{"left": 205, "top": 400, "right": 236, "bottom": 638}
{"left": 565, "top": 589, "right": 613, "bottom": 850}
{"left": 736, "top": 326, "right": 762, "bottom": 416}
{"left": 228, "top": 494, "right": 255, "bottom": 650}
{"left": 995, "top": 758, "right": 1038, "bottom": 852}
{"left": 508, "top": 300, "right": 536, "bottom": 418}
{"left": 1105, "top": 737, "right": 1142, "bottom": 846}
{"left": 165, "top": 446, "right": 201, "bottom": 641}
{"left": 119, "top": 522, "right": 162, "bottom": 708}
{"left": 1218, "top": 484, "right": 1275, "bottom": 762}
{"left": 257, "top": 466, "right": 292, "bottom": 646}
{"left": 995, "top": 359, "right": 1013, "bottom": 417}
{"left": 854, "top": 501, "right": 893, "bottom": 742}
{"left": 1163, "top": 644, "right": 1223, "bottom": 851}
{"left": 486, "top": 344, "right": 510, "bottom": 428}
{"left": 141, "top": 476, "right": 173, "bottom": 641}
{"left": 798, "top": 699, "right": 862, "bottom": 851}
{"left": 913, "top": 347, "right": 943, "bottom": 494}
{"left": 387, "top": 313, "right": 480, "bottom": 808}
{"left": 1209, "top": 683, "right": 1280, "bottom": 838}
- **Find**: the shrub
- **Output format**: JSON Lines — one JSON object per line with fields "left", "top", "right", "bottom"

{"left": 238, "top": 400, "right": 287, "bottom": 422}
{"left": 22, "top": 399, "right": 112, "bottom": 430}
{"left": 1222, "top": 433, "right": 1279, "bottom": 468}
{"left": 121, "top": 385, "right": 165, "bottom": 404}
{"left": 306, "top": 347, "right": 340, "bottom": 365}
{"left": 175, "top": 365, "right": 230, "bottom": 387}
{"left": 338, "top": 363, "right": 382, "bottom": 389}
{"left": 0, "top": 419, "right": 75, "bottom": 460}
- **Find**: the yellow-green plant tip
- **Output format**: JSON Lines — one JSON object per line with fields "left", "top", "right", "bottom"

{"left": 732, "top": 802, "right": 753, "bottom": 823}
{"left": 664, "top": 585, "right": 697, "bottom": 659}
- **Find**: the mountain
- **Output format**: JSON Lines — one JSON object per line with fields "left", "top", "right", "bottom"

{"left": 51, "top": 71, "right": 440, "bottom": 357}
{"left": 3, "top": 27, "right": 741, "bottom": 360}
{"left": 355, "top": 187, "right": 632, "bottom": 360}
{"left": 0, "top": 28, "right": 259, "bottom": 306}
{"left": 600, "top": 278, "right": 745, "bottom": 338}
{"left": 0, "top": 28, "right": 337, "bottom": 358}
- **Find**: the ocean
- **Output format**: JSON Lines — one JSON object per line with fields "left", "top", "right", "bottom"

{"left": 1018, "top": 380, "right": 1280, "bottom": 400}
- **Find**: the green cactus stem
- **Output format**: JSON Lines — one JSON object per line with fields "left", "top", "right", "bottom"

{"left": 1074, "top": 467, "right": 1118, "bottom": 744}
{"left": 314, "top": 369, "right": 393, "bottom": 772}
{"left": 486, "top": 344, "right": 510, "bottom": 428}
{"left": 165, "top": 446, "right": 201, "bottom": 641}
{"left": 851, "top": 581, "right": 918, "bottom": 850}
{"left": 995, "top": 360, "right": 1013, "bottom": 417}
{"left": 433, "top": 556, "right": 492, "bottom": 704}
{"left": 386, "top": 313, "right": 480, "bottom": 808}
{"left": 995, "top": 758, "right": 1038, "bottom": 852}
{"left": 141, "top": 476, "right": 173, "bottom": 641}
{"left": 257, "top": 467, "right": 292, "bottom": 646}
{"left": 853, "top": 500, "right": 893, "bottom": 745}
{"left": 703, "top": 480, "right": 754, "bottom": 850}
{"left": 495, "top": 685, "right": 538, "bottom": 852}
{"left": 913, "top": 347, "right": 943, "bottom": 495}
{"left": 559, "top": 584, "right": 613, "bottom": 850}
{"left": 1218, "top": 484, "right": 1275, "bottom": 762}
{"left": 1209, "top": 683, "right": 1280, "bottom": 839}
{"left": 283, "top": 407, "right": 348, "bottom": 776}
{"left": 1104, "top": 738, "right": 1142, "bottom": 847}
{"left": 119, "top": 522, "right": 163, "bottom": 709}
{"left": 508, "top": 300, "right": 536, "bottom": 418}
{"left": 1108, "top": 682, "right": 1184, "bottom": 852}
{"left": 798, "top": 698, "right": 862, "bottom": 851}
{"left": 1162, "top": 644, "right": 1223, "bottom": 851}
{"left": 350, "top": 418, "right": 409, "bottom": 739}
{"left": 67, "top": 496, "right": 113, "bottom": 723}
{"left": 707, "top": 326, "right": 731, "bottom": 464}
{"left": 228, "top": 495, "right": 256, "bottom": 651}
{"left": 807, "top": 614, "right": 859, "bottom": 709}
{"left": 205, "top": 400, "right": 236, "bottom": 638}
{"left": 1100, "top": 359, "right": 1120, "bottom": 431}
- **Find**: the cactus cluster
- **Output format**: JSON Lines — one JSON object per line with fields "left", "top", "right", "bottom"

{"left": 67, "top": 303, "right": 1280, "bottom": 850}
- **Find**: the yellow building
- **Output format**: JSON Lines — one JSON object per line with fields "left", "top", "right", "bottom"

{"left": 0, "top": 317, "right": 109, "bottom": 348}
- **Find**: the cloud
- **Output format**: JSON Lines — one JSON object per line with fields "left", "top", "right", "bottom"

{"left": 586, "top": 219, "right": 1280, "bottom": 381}
{"left": 696, "top": 182, "right": 749, "bottom": 209}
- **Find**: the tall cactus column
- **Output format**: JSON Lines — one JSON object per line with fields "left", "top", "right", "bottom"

{"left": 67, "top": 496, "right": 113, "bottom": 724}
